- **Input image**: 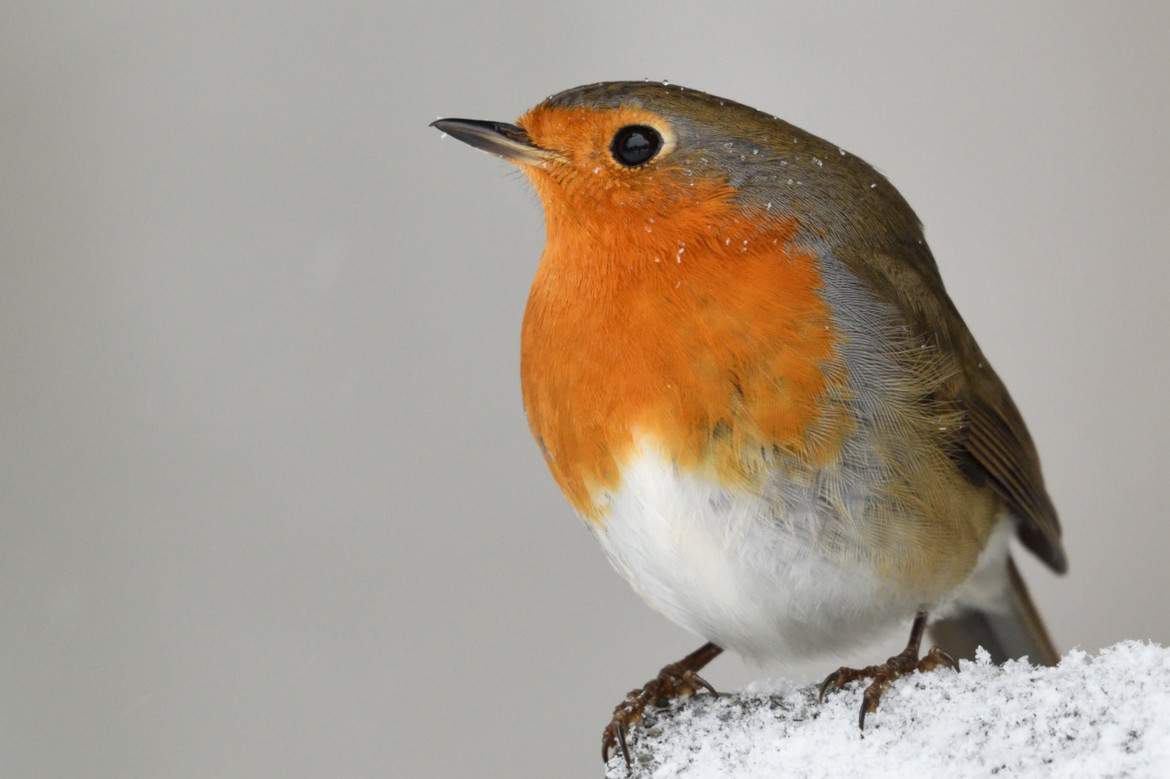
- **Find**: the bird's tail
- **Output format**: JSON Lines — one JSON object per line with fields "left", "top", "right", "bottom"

{"left": 929, "top": 556, "right": 1060, "bottom": 666}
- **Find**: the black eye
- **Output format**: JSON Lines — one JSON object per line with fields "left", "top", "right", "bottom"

{"left": 611, "top": 125, "right": 662, "bottom": 167}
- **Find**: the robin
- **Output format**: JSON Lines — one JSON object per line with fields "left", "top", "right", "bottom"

{"left": 431, "top": 82, "right": 1066, "bottom": 766}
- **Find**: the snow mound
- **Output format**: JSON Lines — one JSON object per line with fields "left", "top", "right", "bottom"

{"left": 607, "top": 641, "right": 1170, "bottom": 778}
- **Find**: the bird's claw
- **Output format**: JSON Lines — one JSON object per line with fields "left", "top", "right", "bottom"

{"left": 818, "top": 644, "right": 959, "bottom": 729}
{"left": 602, "top": 666, "right": 717, "bottom": 768}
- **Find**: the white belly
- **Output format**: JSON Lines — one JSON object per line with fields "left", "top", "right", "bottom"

{"left": 592, "top": 440, "right": 932, "bottom": 662}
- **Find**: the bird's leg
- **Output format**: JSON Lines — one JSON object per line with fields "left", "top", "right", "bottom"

{"left": 602, "top": 641, "right": 723, "bottom": 767}
{"left": 818, "top": 611, "right": 959, "bottom": 729}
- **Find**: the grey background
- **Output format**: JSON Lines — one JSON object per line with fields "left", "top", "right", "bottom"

{"left": 2, "top": 2, "right": 1168, "bottom": 777}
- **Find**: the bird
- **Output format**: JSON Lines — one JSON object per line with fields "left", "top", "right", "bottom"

{"left": 431, "top": 81, "right": 1066, "bottom": 766}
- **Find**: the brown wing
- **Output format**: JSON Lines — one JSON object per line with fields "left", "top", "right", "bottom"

{"left": 841, "top": 242, "right": 1067, "bottom": 574}
{"left": 964, "top": 369, "right": 1066, "bottom": 572}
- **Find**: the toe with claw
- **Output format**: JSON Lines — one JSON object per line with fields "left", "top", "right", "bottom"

{"left": 602, "top": 642, "right": 722, "bottom": 768}
{"left": 818, "top": 612, "right": 959, "bottom": 729}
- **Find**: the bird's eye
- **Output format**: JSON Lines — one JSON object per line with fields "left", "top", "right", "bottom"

{"left": 610, "top": 125, "right": 662, "bottom": 167}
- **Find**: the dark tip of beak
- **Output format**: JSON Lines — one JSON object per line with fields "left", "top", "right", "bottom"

{"left": 430, "top": 118, "right": 558, "bottom": 165}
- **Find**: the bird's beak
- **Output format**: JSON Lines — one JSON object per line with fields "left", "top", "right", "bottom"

{"left": 430, "top": 118, "right": 561, "bottom": 166}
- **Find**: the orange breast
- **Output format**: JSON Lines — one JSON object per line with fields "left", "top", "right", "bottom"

{"left": 519, "top": 177, "right": 855, "bottom": 523}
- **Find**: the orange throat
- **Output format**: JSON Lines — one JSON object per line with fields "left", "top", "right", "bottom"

{"left": 519, "top": 177, "right": 853, "bottom": 524}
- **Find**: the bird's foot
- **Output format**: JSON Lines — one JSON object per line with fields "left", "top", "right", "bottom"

{"left": 602, "top": 660, "right": 718, "bottom": 767}
{"left": 818, "top": 643, "right": 958, "bottom": 729}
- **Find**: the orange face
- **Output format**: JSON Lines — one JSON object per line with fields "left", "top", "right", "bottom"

{"left": 515, "top": 105, "right": 854, "bottom": 522}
